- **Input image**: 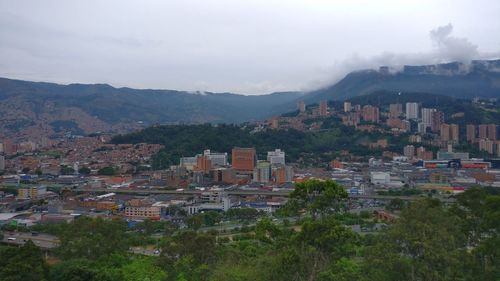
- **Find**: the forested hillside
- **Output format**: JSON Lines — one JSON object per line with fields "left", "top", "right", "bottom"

{"left": 111, "top": 122, "right": 411, "bottom": 168}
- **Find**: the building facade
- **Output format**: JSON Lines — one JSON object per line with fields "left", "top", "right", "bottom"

{"left": 319, "top": 100, "right": 328, "bottom": 116}
{"left": 232, "top": 147, "right": 257, "bottom": 171}
{"left": 267, "top": 149, "right": 285, "bottom": 165}
{"left": 406, "top": 102, "right": 419, "bottom": 120}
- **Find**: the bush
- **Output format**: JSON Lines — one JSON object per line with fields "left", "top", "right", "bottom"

{"left": 98, "top": 166, "right": 116, "bottom": 176}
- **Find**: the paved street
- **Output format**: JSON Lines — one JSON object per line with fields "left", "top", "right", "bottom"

{"left": 1, "top": 232, "right": 60, "bottom": 249}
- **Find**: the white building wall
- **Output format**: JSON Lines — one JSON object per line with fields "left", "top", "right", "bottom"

{"left": 406, "top": 102, "right": 419, "bottom": 120}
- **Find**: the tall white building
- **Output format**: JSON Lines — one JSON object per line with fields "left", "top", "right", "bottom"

{"left": 267, "top": 149, "right": 285, "bottom": 165}
{"left": 421, "top": 108, "right": 436, "bottom": 127}
{"left": 406, "top": 102, "right": 419, "bottom": 120}
{"left": 203, "top": 149, "right": 228, "bottom": 166}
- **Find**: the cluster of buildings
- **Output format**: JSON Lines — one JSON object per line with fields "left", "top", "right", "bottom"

{"left": 178, "top": 148, "right": 294, "bottom": 185}
{"left": 263, "top": 99, "right": 471, "bottom": 151}
{"left": 1, "top": 96, "right": 499, "bottom": 231}
{"left": 366, "top": 147, "right": 500, "bottom": 190}
{"left": 466, "top": 124, "right": 500, "bottom": 155}
{"left": 285, "top": 99, "right": 499, "bottom": 158}
{"left": 0, "top": 136, "right": 162, "bottom": 175}
{"left": 403, "top": 145, "right": 433, "bottom": 160}
{"left": 342, "top": 101, "right": 457, "bottom": 141}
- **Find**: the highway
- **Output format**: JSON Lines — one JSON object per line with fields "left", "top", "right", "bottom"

{"left": 1, "top": 232, "right": 60, "bottom": 249}
{"left": 75, "top": 188, "right": 292, "bottom": 196}
{"left": 1, "top": 231, "right": 163, "bottom": 256}
{"left": 74, "top": 188, "right": 455, "bottom": 202}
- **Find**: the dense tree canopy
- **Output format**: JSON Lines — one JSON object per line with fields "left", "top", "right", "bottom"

{"left": 289, "top": 179, "right": 348, "bottom": 218}
{"left": 0, "top": 241, "right": 47, "bottom": 281}
{"left": 111, "top": 123, "right": 414, "bottom": 169}
{"left": 2, "top": 184, "right": 500, "bottom": 280}
{"left": 58, "top": 217, "right": 129, "bottom": 259}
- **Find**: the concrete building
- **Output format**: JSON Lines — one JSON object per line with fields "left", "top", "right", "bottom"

{"left": 371, "top": 172, "right": 391, "bottom": 185}
{"left": 319, "top": 100, "right": 328, "bottom": 116}
{"left": 271, "top": 164, "right": 293, "bottom": 184}
{"left": 124, "top": 206, "right": 161, "bottom": 220}
{"left": 402, "top": 120, "right": 411, "bottom": 132}
{"left": 479, "top": 139, "right": 495, "bottom": 154}
{"left": 180, "top": 157, "right": 197, "bottom": 170}
{"left": 270, "top": 118, "right": 279, "bottom": 129}
{"left": 450, "top": 124, "right": 459, "bottom": 143}
{"left": 203, "top": 149, "right": 228, "bottom": 166}
{"left": 440, "top": 123, "right": 459, "bottom": 143}
{"left": 416, "top": 147, "right": 433, "bottom": 160}
{"left": 297, "top": 101, "right": 306, "bottom": 113}
{"left": 343, "top": 102, "right": 352, "bottom": 112}
{"left": 253, "top": 161, "right": 271, "bottom": 183}
{"left": 487, "top": 124, "right": 497, "bottom": 140}
{"left": 389, "top": 103, "right": 403, "bottom": 118}
{"left": 409, "top": 134, "right": 422, "bottom": 143}
{"left": 466, "top": 125, "right": 476, "bottom": 143}
{"left": 343, "top": 112, "right": 360, "bottom": 126}
{"left": 437, "top": 151, "right": 469, "bottom": 160}
{"left": 405, "top": 102, "right": 419, "bottom": 120}
{"left": 440, "top": 123, "right": 450, "bottom": 141}
{"left": 17, "top": 186, "right": 47, "bottom": 200}
{"left": 362, "top": 105, "right": 380, "bottom": 123}
{"left": 267, "top": 149, "right": 285, "bottom": 165}
{"left": 417, "top": 122, "right": 427, "bottom": 134}
{"left": 196, "top": 155, "right": 212, "bottom": 174}
{"left": 186, "top": 192, "right": 231, "bottom": 214}
{"left": 232, "top": 147, "right": 257, "bottom": 171}
{"left": 479, "top": 124, "right": 488, "bottom": 139}
{"left": 431, "top": 111, "right": 444, "bottom": 133}
{"left": 221, "top": 168, "right": 237, "bottom": 183}
{"left": 403, "top": 145, "right": 415, "bottom": 158}
{"left": 421, "top": 108, "right": 436, "bottom": 127}
{"left": 386, "top": 118, "right": 403, "bottom": 130}
{"left": 0, "top": 154, "right": 4, "bottom": 171}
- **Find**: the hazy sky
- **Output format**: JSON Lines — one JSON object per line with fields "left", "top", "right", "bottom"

{"left": 1, "top": 0, "right": 499, "bottom": 94}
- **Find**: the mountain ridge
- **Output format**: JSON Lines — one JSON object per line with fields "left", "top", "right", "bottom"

{"left": 1, "top": 59, "right": 500, "bottom": 142}
{"left": 0, "top": 77, "right": 302, "bottom": 142}
{"left": 302, "top": 59, "right": 500, "bottom": 103}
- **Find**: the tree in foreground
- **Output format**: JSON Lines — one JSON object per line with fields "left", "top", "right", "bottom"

{"left": 159, "top": 231, "right": 216, "bottom": 281}
{"left": 452, "top": 187, "right": 500, "bottom": 280}
{"left": 289, "top": 179, "right": 348, "bottom": 219}
{"left": 57, "top": 216, "right": 129, "bottom": 259}
{"left": 0, "top": 241, "right": 48, "bottom": 281}
{"left": 363, "top": 199, "right": 466, "bottom": 281}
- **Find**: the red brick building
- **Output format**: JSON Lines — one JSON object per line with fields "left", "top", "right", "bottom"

{"left": 232, "top": 148, "right": 256, "bottom": 171}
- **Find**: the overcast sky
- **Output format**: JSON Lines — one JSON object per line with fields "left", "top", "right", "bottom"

{"left": 1, "top": 0, "right": 499, "bottom": 94}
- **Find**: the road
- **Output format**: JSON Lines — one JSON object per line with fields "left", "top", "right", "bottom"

{"left": 129, "top": 246, "right": 160, "bottom": 256}
{"left": 1, "top": 232, "right": 60, "bottom": 249}
{"left": 74, "top": 187, "right": 455, "bottom": 202}
{"left": 75, "top": 188, "right": 292, "bottom": 196}
{"left": 1, "top": 231, "right": 162, "bottom": 256}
